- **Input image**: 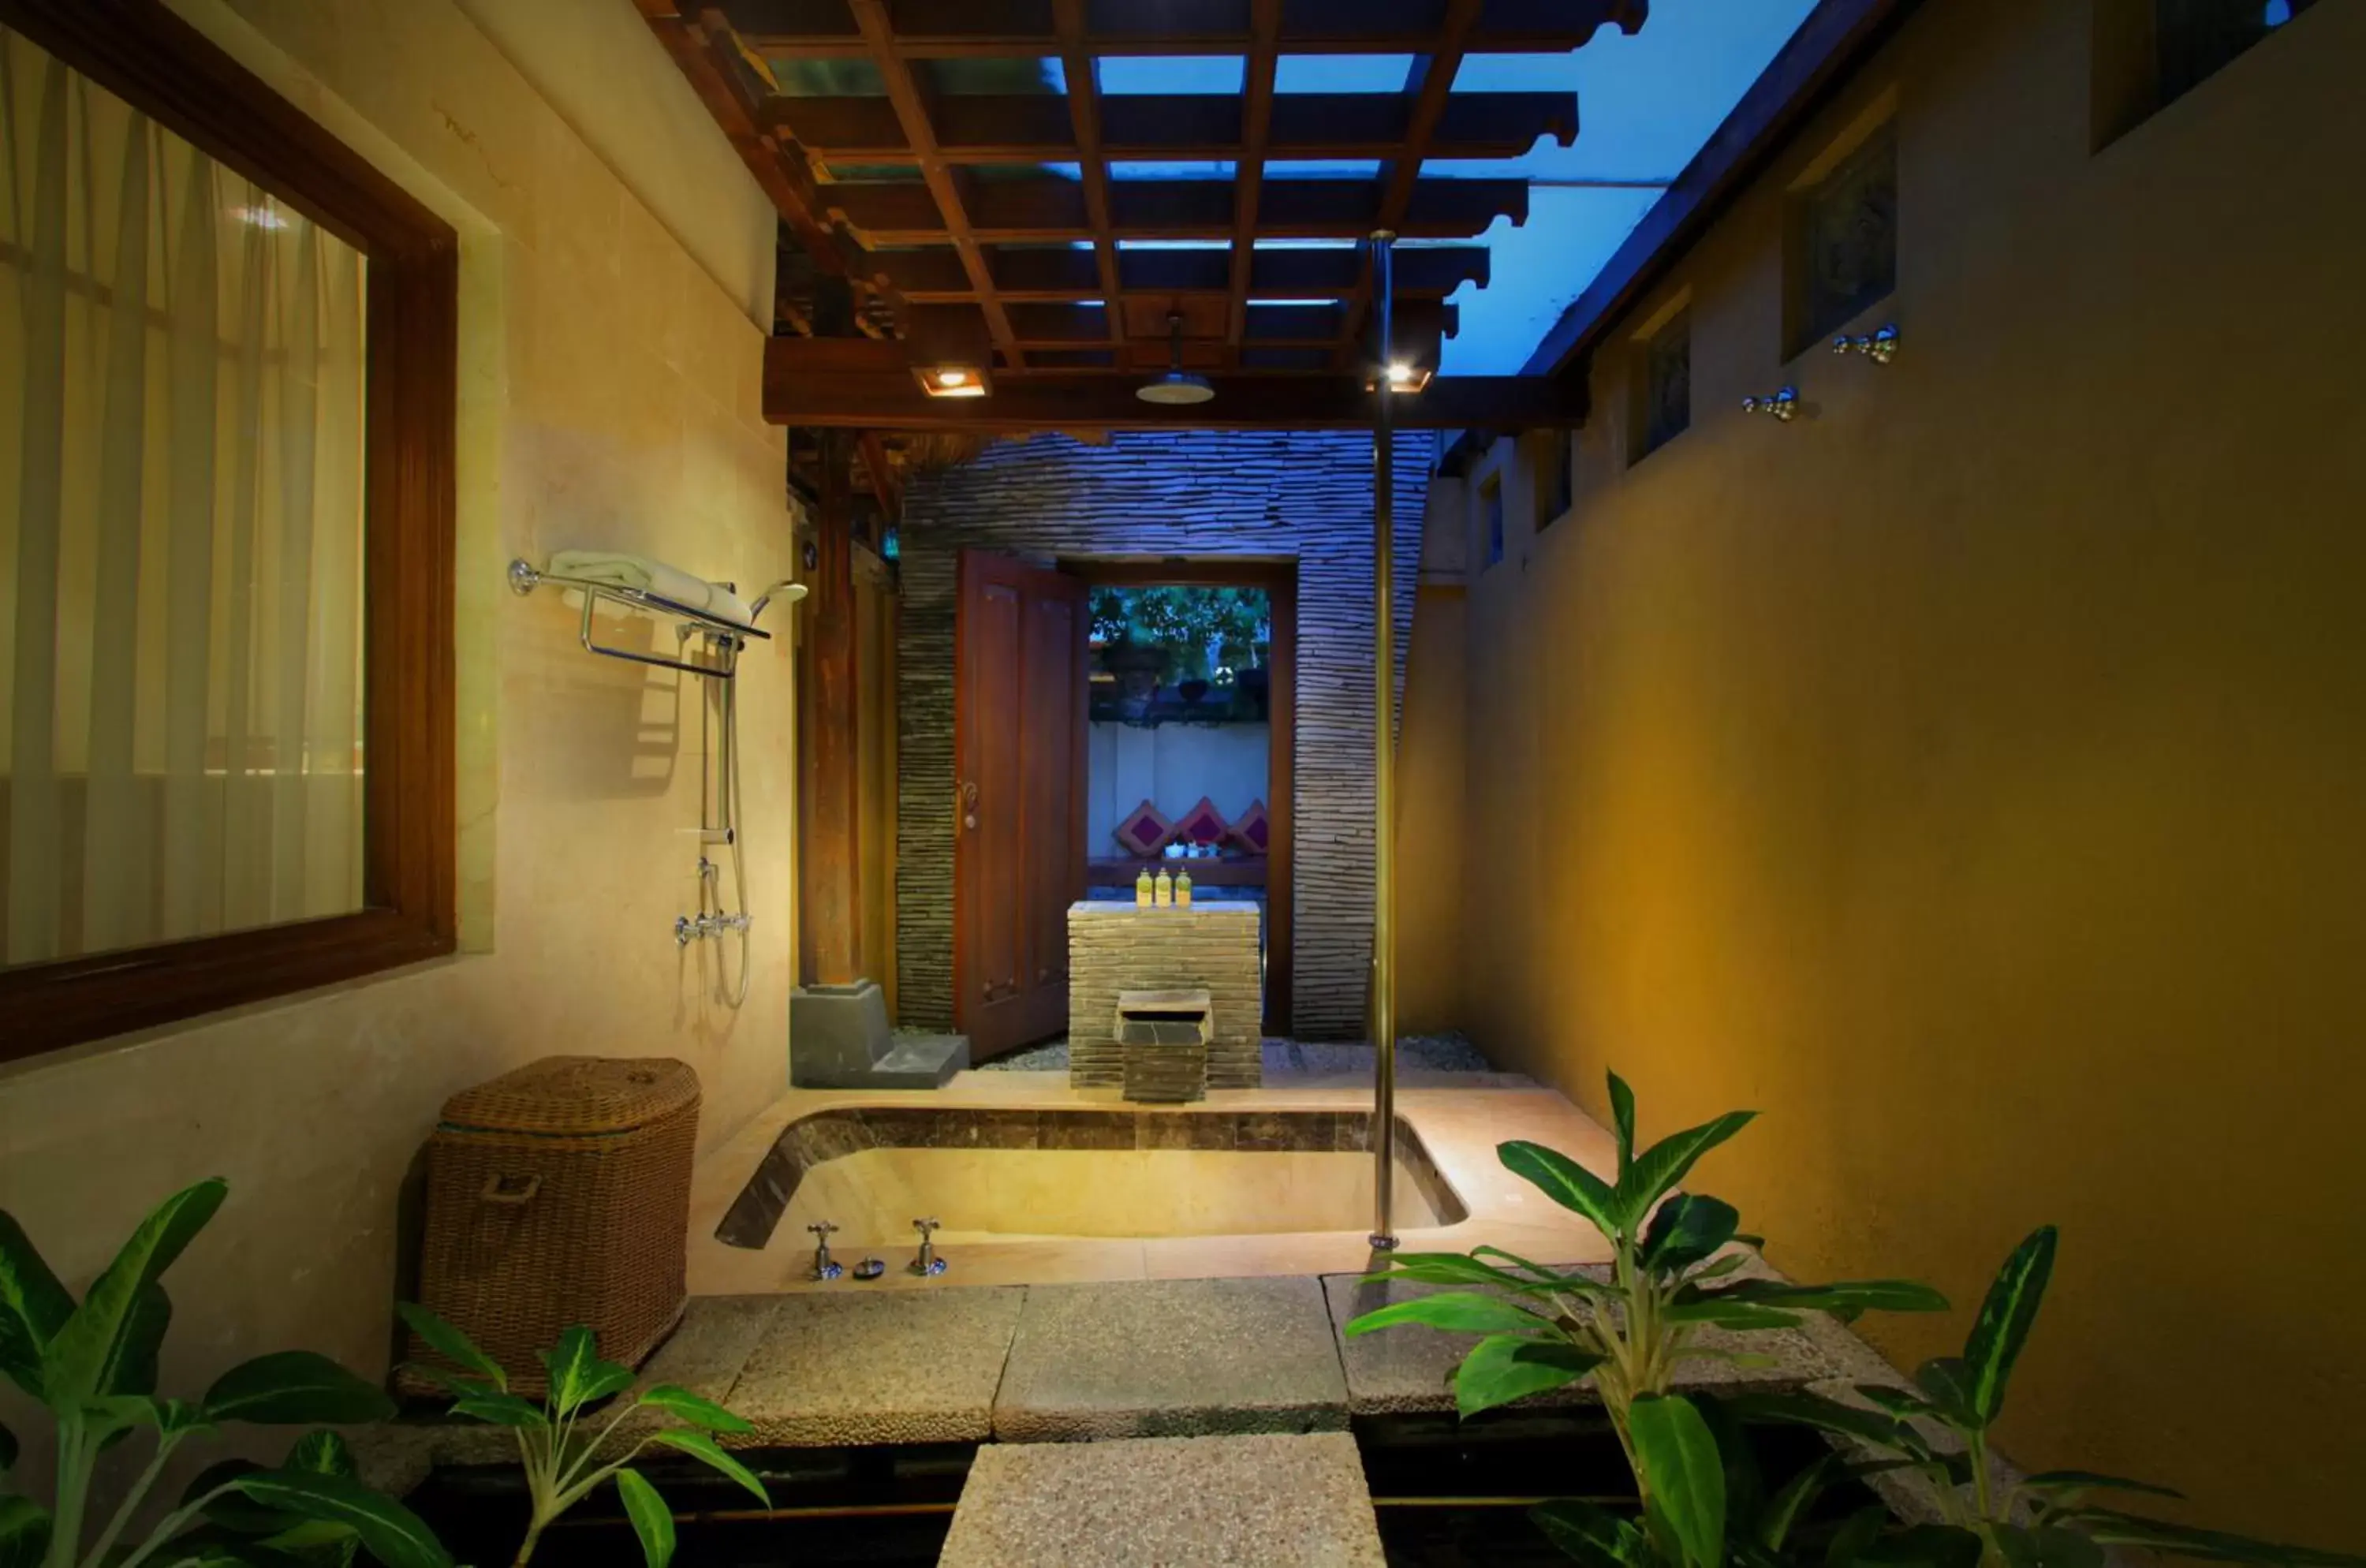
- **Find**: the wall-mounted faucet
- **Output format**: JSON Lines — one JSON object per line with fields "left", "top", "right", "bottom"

{"left": 1833, "top": 323, "right": 1900, "bottom": 365}
{"left": 909, "top": 1217, "right": 947, "bottom": 1277}
{"left": 807, "top": 1221, "right": 843, "bottom": 1281}
{"left": 676, "top": 911, "right": 752, "bottom": 946}
{"left": 1741, "top": 386, "right": 1800, "bottom": 422}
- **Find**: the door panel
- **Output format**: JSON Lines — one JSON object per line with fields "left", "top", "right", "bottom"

{"left": 954, "top": 552, "right": 1085, "bottom": 1057}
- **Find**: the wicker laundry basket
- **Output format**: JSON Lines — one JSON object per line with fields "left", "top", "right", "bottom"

{"left": 401, "top": 1056, "right": 700, "bottom": 1399}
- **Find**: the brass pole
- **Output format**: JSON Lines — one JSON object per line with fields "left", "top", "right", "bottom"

{"left": 1369, "top": 230, "right": 1399, "bottom": 1253}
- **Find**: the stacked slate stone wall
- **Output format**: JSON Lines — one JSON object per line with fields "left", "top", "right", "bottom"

{"left": 1069, "top": 902, "right": 1263, "bottom": 1091}
{"left": 895, "top": 429, "right": 1433, "bottom": 1040}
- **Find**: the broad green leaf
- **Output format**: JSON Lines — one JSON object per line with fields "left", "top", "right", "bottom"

{"left": 89, "top": 1393, "right": 211, "bottom": 1438}
{"left": 1693, "top": 1279, "right": 1948, "bottom": 1315}
{"left": 1913, "top": 1358, "right": 1977, "bottom": 1427}
{"left": 539, "top": 1325, "right": 599, "bottom": 1416}
{"left": 615, "top": 1467, "right": 676, "bottom": 1568}
{"left": 207, "top": 1351, "right": 394, "bottom": 1425}
{"left": 0, "top": 1496, "right": 50, "bottom": 1568}
{"left": 578, "top": 1359, "right": 638, "bottom": 1407}
{"left": 1859, "top": 1524, "right": 1985, "bottom": 1568}
{"left": 1725, "top": 1391, "right": 1931, "bottom": 1461}
{"left": 1363, "top": 1253, "right": 1570, "bottom": 1296}
{"left": 1532, "top": 1499, "right": 1650, "bottom": 1568}
{"left": 1641, "top": 1195, "right": 1741, "bottom": 1275}
{"left": 1343, "top": 1291, "right": 1557, "bottom": 1340}
{"left": 1992, "top": 1525, "right": 2105, "bottom": 1568}
{"left": 1614, "top": 1111, "right": 1757, "bottom": 1230}
{"left": 1853, "top": 1384, "right": 1935, "bottom": 1421}
{"left": 1760, "top": 1450, "right": 1845, "bottom": 1552}
{"left": 1666, "top": 1297, "right": 1803, "bottom": 1331}
{"left": 396, "top": 1361, "right": 498, "bottom": 1400}
{"left": 1472, "top": 1244, "right": 1605, "bottom": 1288}
{"left": 452, "top": 1391, "right": 548, "bottom": 1428}
{"left": 184, "top": 1458, "right": 289, "bottom": 1534}
{"left": 1452, "top": 1335, "right": 1601, "bottom": 1419}
{"left": 1629, "top": 1394, "right": 1724, "bottom": 1568}
{"left": 1961, "top": 1226, "right": 2055, "bottom": 1426}
{"left": 230, "top": 1469, "right": 453, "bottom": 1568}
{"left": 1607, "top": 1072, "right": 1637, "bottom": 1174}
{"left": 1825, "top": 1505, "right": 1891, "bottom": 1568}
{"left": 0, "top": 1211, "right": 73, "bottom": 1400}
{"left": 288, "top": 1429, "right": 357, "bottom": 1480}
{"left": 648, "top": 1428, "right": 768, "bottom": 1506}
{"left": 44, "top": 1179, "right": 225, "bottom": 1405}
{"left": 637, "top": 1383, "right": 755, "bottom": 1434}
{"left": 2018, "top": 1469, "right": 2181, "bottom": 1500}
{"left": 2075, "top": 1510, "right": 2366, "bottom": 1566}
{"left": 394, "top": 1303, "right": 506, "bottom": 1393}
{"left": 1687, "top": 1253, "right": 1752, "bottom": 1283}
{"left": 1689, "top": 1392, "right": 1763, "bottom": 1545}
{"left": 1499, "top": 1141, "right": 1621, "bottom": 1240}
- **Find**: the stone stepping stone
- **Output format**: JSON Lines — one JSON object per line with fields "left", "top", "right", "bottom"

{"left": 940, "top": 1432, "right": 1386, "bottom": 1567}
{"left": 995, "top": 1276, "right": 1348, "bottom": 1440}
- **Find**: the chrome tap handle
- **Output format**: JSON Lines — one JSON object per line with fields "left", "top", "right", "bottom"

{"left": 909, "top": 1217, "right": 946, "bottom": 1277}
{"left": 807, "top": 1220, "right": 843, "bottom": 1281}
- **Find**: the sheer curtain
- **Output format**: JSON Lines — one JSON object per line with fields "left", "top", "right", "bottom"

{"left": 1, "top": 28, "right": 368, "bottom": 969}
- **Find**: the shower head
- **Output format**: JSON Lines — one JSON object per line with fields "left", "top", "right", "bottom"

{"left": 749, "top": 580, "right": 808, "bottom": 624}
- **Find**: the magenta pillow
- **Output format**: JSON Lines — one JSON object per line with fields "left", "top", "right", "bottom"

{"left": 1172, "top": 796, "right": 1230, "bottom": 848}
{"left": 1111, "top": 799, "right": 1174, "bottom": 857}
{"left": 1228, "top": 799, "right": 1270, "bottom": 856}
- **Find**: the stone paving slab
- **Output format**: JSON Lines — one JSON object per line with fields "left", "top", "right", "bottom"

{"left": 940, "top": 1432, "right": 1386, "bottom": 1568}
{"left": 995, "top": 1276, "right": 1349, "bottom": 1440}
{"left": 1323, "top": 1263, "right": 1854, "bottom": 1417}
{"left": 733, "top": 1285, "right": 1027, "bottom": 1446}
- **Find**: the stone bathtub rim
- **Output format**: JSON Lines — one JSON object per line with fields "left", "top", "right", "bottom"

{"left": 715, "top": 1105, "right": 1466, "bottom": 1251}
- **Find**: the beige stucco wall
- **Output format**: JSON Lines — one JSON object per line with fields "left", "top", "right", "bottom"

{"left": 1456, "top": 0, "right": 2366, "bottom": 1546}
{"left": 0, "top": 0, "right": 796, "bottom": 1465}
{"left": 1395, "top": 476, "right": 1472, "bottom": 1035}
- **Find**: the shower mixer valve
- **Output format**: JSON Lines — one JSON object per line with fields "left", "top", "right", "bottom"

{"left": 807, "top": 1221, "right": 844, "bottom": 1281}
{"left": 674, "top": 911, "right": 752, "bottom": 946}
{"left": 909, "top": 1217, "right": 947, "bottom": 1277}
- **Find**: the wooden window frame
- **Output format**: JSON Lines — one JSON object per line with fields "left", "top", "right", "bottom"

{"left": 0, "top": 0, "right": 457, "bottom": 1061}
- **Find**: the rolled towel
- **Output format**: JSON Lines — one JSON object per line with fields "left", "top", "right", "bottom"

{"left": 702, "top": 584, "right": 756, "bottom": 628}
{"left": 548, "top": 550, "right": 717, "bottom": 614}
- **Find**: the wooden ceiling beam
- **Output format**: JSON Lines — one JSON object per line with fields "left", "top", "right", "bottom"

{"left": 844, "top": 0, "right": 1021, "bottom": 367}
{"left": 774, "top": 91, "right": 1578, "bottom": 165}
{"left": 1224, "top": 0, "right": 1282, "bottom": 368}
{"left": 722, "top": 0, "right": 1648, "bottom": 57}
{"left": 763, "top": 345, "right": 1588, "bottom": 430}
{"left": 829, "top": 177, "right": 1524, "bottom": 245}
{"left": 865, "top": 243, "right": 1489, "bottom": 302}
{"left": 1336, "top": 0, "right": 1483, "bottom": 368}
{"left": 1051, "top": 0, "right": 1125, "bottom": 353}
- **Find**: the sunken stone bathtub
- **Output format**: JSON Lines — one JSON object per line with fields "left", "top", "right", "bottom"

{"left": 716, "top": 1107, "right": 1465, "bottom": 1250}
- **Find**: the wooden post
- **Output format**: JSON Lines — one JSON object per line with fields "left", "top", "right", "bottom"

{"left": 804, "top": 429, "right": 861, "bottom": 986}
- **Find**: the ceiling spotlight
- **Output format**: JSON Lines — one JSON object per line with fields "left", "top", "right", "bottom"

{"left": 918, "top": 364, "right": 989, "bottom": 398}
{"left": 1136, "top": 309, "right": 1215, "bottom": 405}
{"left": 1369, "top": 362, "right": 1433, "bottom": 394}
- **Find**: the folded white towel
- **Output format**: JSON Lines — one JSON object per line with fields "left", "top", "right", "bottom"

{"left": 702, "top": 584, "right": 756, "bottom": 628}
{"left": 547, "top": 549, "right": 767, "bottom": 629}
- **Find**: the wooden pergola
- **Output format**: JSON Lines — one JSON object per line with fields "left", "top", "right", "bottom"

{"left": 637, "top": 0, "right": 1646, "bottom": 429}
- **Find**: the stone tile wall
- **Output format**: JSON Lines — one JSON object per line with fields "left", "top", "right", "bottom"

{"left": 895, "top": 430, "right": 1434, "bottom": 1038}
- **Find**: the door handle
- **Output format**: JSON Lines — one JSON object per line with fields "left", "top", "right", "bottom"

{"left": 960, "top": 778, "right": 980, "bottom": 831}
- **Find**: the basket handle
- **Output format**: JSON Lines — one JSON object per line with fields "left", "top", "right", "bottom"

{"left": 480, "top": 1174, "right": 542, "bottom": 1205}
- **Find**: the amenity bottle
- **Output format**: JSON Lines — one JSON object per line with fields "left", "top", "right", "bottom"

{"left": 1176, "top": 869, "right": 1192, "bottom": 907}
{"left": 1155, "top": 868, "right": 1173, "bottom": 906}
{"left": 1136, "top": 867, "right": 1153, "bottom": 907}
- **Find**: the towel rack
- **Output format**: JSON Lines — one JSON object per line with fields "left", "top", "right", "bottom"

{"left": 509, "top": 558, "right": 775, "bottom": 680}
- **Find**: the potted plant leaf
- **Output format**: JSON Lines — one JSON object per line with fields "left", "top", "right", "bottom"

{"left": 0, "top": 1179, "right": 450, "bottom": 1568}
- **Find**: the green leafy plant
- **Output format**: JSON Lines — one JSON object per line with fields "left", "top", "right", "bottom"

{"left": 1732, "top": 1226, "right": 2366, "bottom": 1568}
{"left": 0, "top": 1179, "right": 450, "bottom": 1568}
{"left": 397, "top": 1305, "right": 769, "bottom": 1568}
{"left": 1343, "top": 1071, "right": 1948, "bottom": 1562}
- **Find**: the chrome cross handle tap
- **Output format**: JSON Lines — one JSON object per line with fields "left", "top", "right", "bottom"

{"left": 807, "top": 1220, "right": 844, "bottom": 1281}
{"left": 909, "top": 1217, "right": 947, "bottom": 1277}
{"left": 1832, "top": 323, "right": 1900, "bottom": 364}
{"left": 1741, "top": 386, "right": 1800, "bottom": 422}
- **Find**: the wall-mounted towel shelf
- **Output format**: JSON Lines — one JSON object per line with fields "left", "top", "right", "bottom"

{"left": 509, "top": 558, "right": 799, "bottom": 680}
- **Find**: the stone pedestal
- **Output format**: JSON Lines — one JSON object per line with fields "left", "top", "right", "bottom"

{"left": 1068, "top": 902, "right": 1261, "bottom": 1091}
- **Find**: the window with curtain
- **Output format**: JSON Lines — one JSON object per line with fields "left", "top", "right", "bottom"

{"left": 0, "top": 7, "right": 455, "bottom": 1059}
{"left": 2, "top": 29, "right": 368, "bottom": 966}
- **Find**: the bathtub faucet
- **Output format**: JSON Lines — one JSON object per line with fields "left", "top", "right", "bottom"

{"left": 807, "top": 1220, "right": 843, "bottom": 1281}
{"left": 909, "top": 1217, "right": 947, "bottom": 1277}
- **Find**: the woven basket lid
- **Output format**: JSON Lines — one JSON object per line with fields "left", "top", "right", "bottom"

{"left": 438, "top": 1056, "right": 700, "bottom": 1137}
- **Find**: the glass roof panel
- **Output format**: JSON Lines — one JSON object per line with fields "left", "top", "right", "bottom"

{"left": 1263, "top": 159, "right": 1383, "bottom": 179}
{"left": 1111, "top": 159, "right": 1237, "bottom": 181}
{"left": 1099, "top": 56, "right": 1245, "bottom": 95}
{"left": 1274, "top": 55, "right": 1415, "bottom": 93}
{"left": 768, "top": 58, "right": 885, "bottom": 95}
{"left": 915, "top": 58, "right": 1065, "bottom": 95}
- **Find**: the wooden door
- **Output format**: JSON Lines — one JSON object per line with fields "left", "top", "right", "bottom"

{"left": 953, "top": 552, "right": 1087, "bottom": 1057}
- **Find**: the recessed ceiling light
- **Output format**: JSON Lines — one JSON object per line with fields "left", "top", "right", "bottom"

{"left": 917, "top": 364, "right": 990, "bottom": 398}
